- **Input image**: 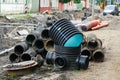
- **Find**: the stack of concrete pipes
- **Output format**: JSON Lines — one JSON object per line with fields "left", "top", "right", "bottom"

{"left": 81, "top": 33, "right": 105, "bottom": 62}
{"left": 9, "top": 28, "right": 54, "bottom": 66}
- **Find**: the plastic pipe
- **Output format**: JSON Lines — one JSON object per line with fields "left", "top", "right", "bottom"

{"left": 49, "top": 19, "right": 83, "bottom": 47}
{"left": 9, "top": 53, "right": 20, "bottom": 63}
{"left": 76, "top": 55, "right": 89, "bottom": 70}
{"left": 41, "top": 28, "right": 50, "bottom": 40}
{"left": 14, "top": 41, "right": 29, "bottom": 55}
{"left": 26, "top": 31, "right": 40, "bottom": 45}
{"left": 81, "top": 47, "right": 92, "bottom": 60}
{"left": 44, "top": 39, "right": 54, "bottom": 51}
{"left": 93, "top": 49, "right": 105, "bottom": 62}
{"left": 46, "top": 51, "right": 55, "bottom": 65}
{"left": 32, "top": 38, "right": 44, "bottom": 53}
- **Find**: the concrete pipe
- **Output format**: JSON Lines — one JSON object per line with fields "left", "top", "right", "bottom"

{"left": 93, "top": 49, "right": 105, "bottom": 62}
{"left": 9, "top": 53, "right": 20, "bottom": 63}
{"left": 81, "top": 47, "right": 92, "bottom": 60}
{"left": 44, "top": 39, "right": 54, "bottom": 52}
{"left": 26, "top": 31, "right": 40, "bottom": 45}
{"left": 14, "top": 41, "right": 29, "bottom": 55}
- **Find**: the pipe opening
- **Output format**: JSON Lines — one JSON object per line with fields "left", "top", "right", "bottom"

{"left": 34, "top": 39, "right": 44, "bottom": 49}
{"left": 45, "top": 40, "right": 54, "bottom": 51}
{"left": 14, "top": 45, "right": 24, "bottom": 54}
{"left": 55, "top": 57, "right": 66, "bottom": 69}
{"left": 81, "top": 50, "right": 91, "bottom": 59}
{"left": 88, "top": 40, "right": 98, "bottom": 49}
{"left": 41, "top": 29, "right": 49, "bottom": 39}
{"left": 9, "top": 53, "right": 19, "bottom": 62}
{"left": 26, "top": 34, "right": 36, "bottom": 44}
{"left": 94, "top": 51, "right": 104, "bottom": 61}
{"left": 21, "top": 54, "right": 31, "bottom": 61}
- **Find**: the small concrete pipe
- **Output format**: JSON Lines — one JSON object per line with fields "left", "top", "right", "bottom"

{"left": 81, "top": 47, "right": 92, "bottom": 60}
{"left": 92, "top": 49, "right": 105, "bottom": 62}
{"left": 44, "top": 39, "right": 54, "bottom": 51}
{"left": 32, "top": 38, "right": 44, "bottom": 53}
{"left": 9, "top": 53, "right": 20, "bottom": 63}
{"left": 14, "top": 41, "right": 29, "bottom": 55}
{"left": 26, "top": 31, "right": 40, "bottom": 45}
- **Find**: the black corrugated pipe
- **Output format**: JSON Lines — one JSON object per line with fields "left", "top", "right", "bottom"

{"left": 21, "top": 48, "right": 36, "bottom": 61}
{"left": 14, "top": 41, "right": 29, "bottom": 55}
{"left": 44, "top": 39, "right": 54, "bottom": 52}
{"left": 26, "top": 31, "right": 40, "bottom": 45}
{"left": 32, "top": 38, "right": 44, "bottom": 53}
{"left": 54, "top": 45, "right": 80, "bottom": 55}
{"left": 54, "top": 45, "right": 88, "bottom": 70}
{"left": 54, "top": 56, "right": 68, "bottom": 69}
{"left": 92, "top": 49, "right": 105, "bottom": 62}
{"left": 76, "top": 55, "right": 89, "bottom": 70}
{"left": 49, "top": 18, "right": 83, "bottom": 47}
{"left": 81, "top": 34, "right": 87, "bottom": 48}
{"left": 86, "top": 34, "right": 102, "bottom": 50}
{"left": 46, "top": 51, "right": 55, "bottom": 65}
{"left": 9, "top": 53, "right": 20, "bottom": 63}
{"left": 81, "top": 47, "right": 92, "bottom": 60}
{"left": 41, "top": 28, "right": 50, "bottom": 40}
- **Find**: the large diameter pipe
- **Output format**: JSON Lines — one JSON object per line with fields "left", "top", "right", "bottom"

{"left": 49, "top": 18, "right": 83, "bottom": 47}
{"left": 41, "top": 28, "right": 50, "bottom": 40}
{"left": 92, "top": 49, "right": 105, "bottom": 62}
{"left": 81, "top": 47, "right": 92, "bottom": 60}
{"left": 14, "top": 41, "right": 29, "bottom": 55}
{"left": 26, "top": 31, "right": 40, "bottom": 45}
{"left": 9, "top": 53, "right": 20, "bottom": 63}
{"left": 44, "top": 39, "right": 54, "bottom": 51}
{"left": 32, "top": 38, "right": 44, "bottom": 52}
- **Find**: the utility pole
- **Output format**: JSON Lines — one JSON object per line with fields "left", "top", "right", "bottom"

{"left": 92, "top": 0, "right": 95, "bottom": 19}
